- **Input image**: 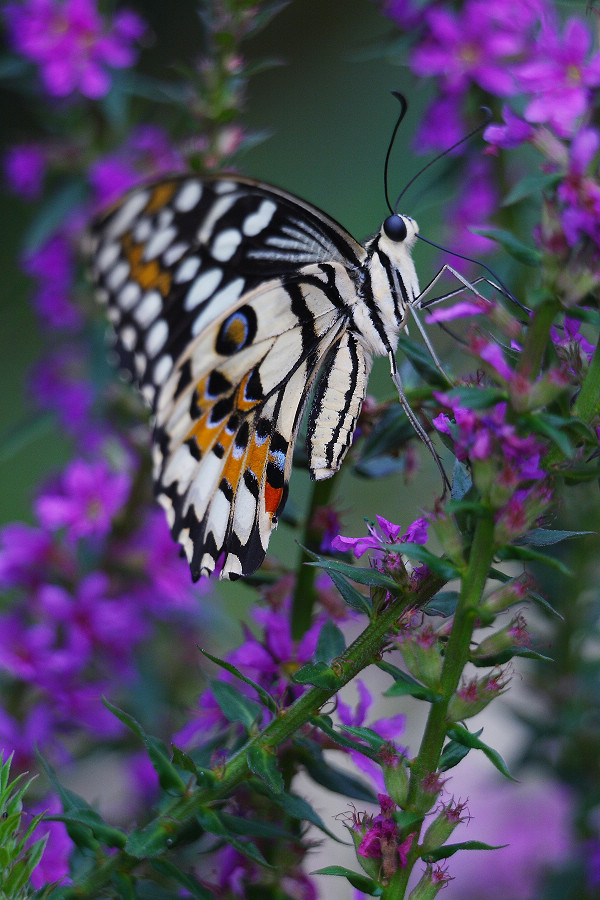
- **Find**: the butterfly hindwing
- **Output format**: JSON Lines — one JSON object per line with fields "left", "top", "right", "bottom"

{"left": 153, "top": 272, "right": 349, "bottom": 578}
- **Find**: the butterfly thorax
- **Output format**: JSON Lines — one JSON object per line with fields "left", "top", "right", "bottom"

{"left": 352, "top": 215, "right": 420, "bottom": 359}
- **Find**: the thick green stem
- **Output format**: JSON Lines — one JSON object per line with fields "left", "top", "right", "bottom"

{"left": 291, "top": 475, "right": 337, "bottom": 639}
{"left": 517, "top": 298, "right": 559, "bottom": 378}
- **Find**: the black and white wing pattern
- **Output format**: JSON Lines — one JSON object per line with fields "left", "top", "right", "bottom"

{"left": 88, "top": 174, "right": 421, "bottom": 580}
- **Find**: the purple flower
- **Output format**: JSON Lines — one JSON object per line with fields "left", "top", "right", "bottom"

{"left": 550, "top": 315, "right": 595, "bottom": 375}
{"left": 4, "top": 144, "right": 46, "bottom": 198}
{"left": 425, "top": 298, "right": 490, "bottom": 324}
{"left": 332, "top": 515, "right": 428, "bottom": 559}
{"left": 556, "top": 127, "right": 600, "bottom": 248}
{"left": 4, "top": 0, "right": 146, "bottom": 100}
{"left": 484, "top": 105, "right": 534, "bottom": 151}
{"left": 23, "top": 234, "right": 81, "bottom": 331}
{"left": 337, "top": 680, "right": 406, "bottom": 790}
{"left": 443, "top": 157, "right": 499, "bottom": 257}
{"left": 35, "top": 457, "right": 131, "bottom": 542}
{"left": 518, "top": 18, "right": 600, "bottom": 137}
{"left": 0, "top": 523, "right": 57, "bottom": 589}
{"left": 410, "top": 1, "right": 523, "bottom": 98}
{"left": 88, "top": 126, "right": 186, "bottom": 206}
{"left": 28, "top": 794, "right": 72, "bottom": 889}
{"left": 414, "top": 92, "right": 466, "bottom": 154}
{"left": 30, "top": 347, "right": 96, "bottom": 437}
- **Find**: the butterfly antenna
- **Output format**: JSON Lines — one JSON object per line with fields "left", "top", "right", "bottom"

{"left": 394, "top": 107, "right": 493, "bottom": 211}
{"left": 384, "top": 91, "right": 408, "bottom": 215}
{"left": 415, "top": 233, "right": 531, "bottom": 316}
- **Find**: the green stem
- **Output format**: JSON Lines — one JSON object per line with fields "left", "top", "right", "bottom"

{"left": 291, "top": 475, "right": 337, "bottom": 639}
{"left": 389, "top": 513, "right": 495, "bottom": 899}
{"left": 62, "top": 573, "right": 446, "bottom": 899}
{"left": 517, "top": 298, "right": 558, "bottom": 378}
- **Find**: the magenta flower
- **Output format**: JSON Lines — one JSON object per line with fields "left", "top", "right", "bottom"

{"left": 0, "top": 523, "right": 57, "bottom": 590}
{"left": 30, "top": 347, "right": 96, "bottom": 437}
{"left": 4, "top": 0, "right": 146, "bottom": 100}
{"left": 443, "top": 157, "right": 499, "bottom": 258}
{"left": 410, "top": 1, "right": 524, "bottom": 98}
{"left": 518, "top": 18, "right": 600, "bottom": 137}
{"left": 27, "top": 795, "right": 72, "bottom": 889}
{"left": 22, "top": 234, "right": 81, "bottom": 332}
{"left": 414, "top": 92, "right": 466, "bottom": 153}
{"left": 551, "top": 315, "right": 595, "bottom": 376}
{"left": 4, "top": 144, "right": 46, "bottom": 198}
{"left": 35, "top": 457, "right": 131, "bottom": 542}
{"left": 332, "top": 515, "right": 428, "bottom": 559}
{"left": 556, "top": 127, "right": 600, "bottom": 248}
{"left": 484, "top": 105, "right": 534, "bottom": 151}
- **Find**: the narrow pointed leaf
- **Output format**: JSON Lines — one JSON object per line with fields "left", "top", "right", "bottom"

{"left": 327, "top": 569, "right": 372, "bottom": 615}
{"left": 246, "top": 744, "right": 284, "bottom": 794}
{"left": 446, "top": 725, "right": 516, "bottom": 780}
{"left": 310, "top": 716, "right": 378, "bottom": 760}
{"left": 200, "top": 649, "right": 277, "bottom": 712}
{"left": 293, "top": 661, "right": 340, "bottom": 689}
{"left": 313, "top": 866, "right": 384, "bottom": 895}
{"left": 385, "top": 543, "right": 458, "bottom": 579}
{"left": 103, "top": 699, "right": 186, "bottom": 793}
{"left": 423, "top": 840, "right": 507, "bottom": 862}
{"left": 315, "top": 620, "right": 346, "bottom": 663}
{"left": 522, "top": 528, "right": 594, "bottom": 547}
{"left": 496, "top": 545, "right": 572, "bottom": 575}
{"left": 210, "top": 680, "right": 263, "bottom": 729}
{"left": 196, "top": 807, "right": 273, "bottom": 868}
{"left": 471, "top": 227, "right": 542, "bottom": 266}
{"left": 378, "top": 661, "right": 442, "bottom": 702}
{"left": 151, "top": 859, "right": 217, "bottom": 899}
{"left": 502, "top": 172, "right": 561, "bottom": 206}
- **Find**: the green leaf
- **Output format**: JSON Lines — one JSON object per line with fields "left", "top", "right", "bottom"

{"left": 260, "top": 785, "right": 343, "bottom": 841}
{"left": 471, "top": 227, "right": 542, "bottom": 266}
{"left": 36, "top": 754, "right": 103, "bottom": 850}
{"left": 200, "top": 649, "right": 277, "bottom": 712}
{"left": 396, "top": 334, "right": 450, "bottom": 387}
{"left": 196, "top": 807, "right": 273, "bottom": 869}
{"left": 423, "top": 840, "right": 507, "bottom": 862}
{"left": 522, "top": 413, "right": 574, "bottom": 456}
{"left": 46, "top": 812, "right": 126, "bottom": 849}
{"left": 522, "top": 528, "right": 594, "bottom": 547}
{"left": 24, "top": 180, "right": 88, "bottom": 253}
{"left": 341, "top": 725, "right": 389, "bottom": 752}
{"left": 312, "top": 866, "right": 384, "bottom": 895}
{"left": 125, "top": 821, "right": 181, "bottom": 858}
{"left": 310, "top": 715, "right": 379, "bottom": 760}
{"left": 446, "top": 725, "right": 516, "bottom": 780}
{"left": 472, "top": 646, "right": 554, "bottom": 666}
{"left": 327, "top": 569, "right": 372, "bottom": 615}
{"left": 220, "top": 811, "right": 297, "bottom": 841}
{"left": 210, "top": 680, "right": 262, "bottom": 729}
{"left": 151, "top": 859, "right": 216, "bottom": 899}
{"left": 385, "top": 542, "right": 458, "bottom": 579}
{"left": 496, "top": 544, "right": 572, "bottom": 575}
{"left": 293, "top": 661, "right": 340, "bottom": 689}
{"left": 297, "top": 740, "right": 377, "bottom": 803}
{"left": 439, "top": 739, "right": 473, "bottom": 772}
{"left": 378, "top": 661, "right": 442, "bottom": 702}
{"left": 423, "top": 591, "right": 459, "bottom": 617}
{"left": 103, "top": 699, "right": 186, "bottom": 794}
{"left": 502, "top": 172, "right": 562, "bottom": 206}
{"left": 306, "top": 556, "right": 401, "bottom": 592}
{"left": 451, "top": 460, "right": 472, "bottom": 500}
{"left": 246, "top": 744, "right": 284, "bottom": 795}
{"left": 528, "top": 590, "right": 563, "bottom": 621}
{"left": 441, "top": 385, "right": 507, "bottom": 409}
{"left": 315, "top": 620, "right": 346, "bottom": 663}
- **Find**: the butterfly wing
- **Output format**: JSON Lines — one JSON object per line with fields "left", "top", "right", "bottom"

{"left": 88, "top": 175, "right": 368, "bottom": 579}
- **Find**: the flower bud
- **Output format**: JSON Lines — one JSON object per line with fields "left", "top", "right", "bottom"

{"left": 408, "top": 864, "right": 453, "bottom": 900}
{"left": 413, "top": 772, "right": 447, "bottom": 815}
{"left": 382, "top": 756, "right": 410, "bottom": 808}
{"left": 429, "top": 511, "right": 465, "bottom": 569}
{"left": 447, "top": 670, "right": 508, "bottom": 721}
{"left": 472, "top": 613, "right": 530, "bottom": 661}
{"left": 480, "top": 574, "right": 532, "bottom": 618}
{"left": 397, "top": 626, "right": 443, "bottom": 690}
{"left": 421, "top": 799, "right": 469, "bottom": 854}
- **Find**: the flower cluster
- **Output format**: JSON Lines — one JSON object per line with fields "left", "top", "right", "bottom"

{"left": 3, "top": 0, "right": 145, "bottom": 99}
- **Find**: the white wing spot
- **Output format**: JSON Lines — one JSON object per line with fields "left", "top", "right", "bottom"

{"left": 144, "top": 226, "right": 177, "bottom": 260}
{"left": 184, "top": 268, "right": 222, "bottom": 310}
{"left": 243, "top": 200, "right": 277, "bottom": 237}
{"left": 175, "top": 181, "right": 202, "bottom": 212}
{"left": 105, "top": 192, "right": 149, "bottom": 241}
{"left": 118, "top": 281, "right": 141, "bottom": 311}
{"left": 97, "top": 242, "right": 120, "bottom": 272}
{"left": 133, "top": 218, "right": 152, "bottom": 243}
{"left": 191, "top": 278, "right": 244, "bottom": 337}
{"left": 212, "top": 228, "right": 242, "bottom": 262}
{"left": 163, "top": 242, "right": 188, "bottom": 266}
{"left": 175, "top": 256, "right": 202, "bottom": 284}
{"left": 153, "top": 353, "right": 173, "bottom": 384}
{"left": 107, "top": 261, "right": 130, "bottom": 291}
{"left": 146, "top": 319, "right": 169, "bottom": 356}
{"left": 120, "top": 325, "right": 136, "bottom": 351}
{"left": 134, "top": 290, "right": 162, "bottom": 328}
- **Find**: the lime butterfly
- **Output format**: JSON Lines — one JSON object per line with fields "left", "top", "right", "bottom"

{"left": 88, "top": 169, "right": 426, "bottom": 581}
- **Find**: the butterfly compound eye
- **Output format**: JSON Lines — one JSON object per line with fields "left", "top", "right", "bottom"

{"left": 383, "top": 214, "right": 407, "bottom": 242}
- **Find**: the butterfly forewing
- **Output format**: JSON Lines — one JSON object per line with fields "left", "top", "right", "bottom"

{"left": 89, "top": 173, "right": 418, "bottom": 580}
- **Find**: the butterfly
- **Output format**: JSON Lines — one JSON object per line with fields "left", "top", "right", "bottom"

{"left": 88, "top": 173, "right": 422, "bottom": 581}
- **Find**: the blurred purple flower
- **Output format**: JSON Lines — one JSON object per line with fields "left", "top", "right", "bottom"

{"left": 28, "top": 794, "right": 72, "bottom": 889}
{"left": 551, "top": 315, "right": 595, "bottom": 376}
{"left": 410, "top": 1, "right": 523, "bottom": 98}
{"left": 556, "top": 127, "right": 600, "bottom": 248}
{"left": 381, "top": 0, "right": 423, "bottom": 29}
{"left": 30, "top": 347, "right": 96, "bottom": 437}
{"left": 89, "top": 125, "right": 186, "bottom": 206}
{"left": 4, "top": 144, "right": 46, "bottom": 198}
{"left": 414, "top": 92, "right": 466, "bottom": 154}
{"left": 0, "top": 704, "right": 56, "bottom": 770}
{"left": 22, "top": 234, "right": 81, "bottom": 331}
{"left": 444, "top": 156, "right": 499, "bottom": 257}
{"left": 518, "top": 18, "right": 600, "bottom": 137}
{"left": 484, "top": 105, "right": 533, "bottom": 151}
{"left": 0, "top": 523, "right": 58, "bottom": 590}
{"left": 35, "top": 457, "right": 131, "bottom": 542}
{"left": 337, "top": 680, "right": 406, "bottom": 790}
{"left": 3, "top": 0, "right": 146, "bottom": 100}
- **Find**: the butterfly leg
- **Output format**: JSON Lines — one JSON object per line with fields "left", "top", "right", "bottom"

{"left": 388, "top": 352, "right": 451, "bottom": 496}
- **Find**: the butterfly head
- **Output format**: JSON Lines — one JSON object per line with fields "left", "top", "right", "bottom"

{"left": 382, "top": 213, "right": 418, "bottom": 245}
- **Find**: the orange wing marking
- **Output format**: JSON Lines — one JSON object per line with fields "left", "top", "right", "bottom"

{"left": 121, "top": 233, "right": 172, "bottom": 296}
